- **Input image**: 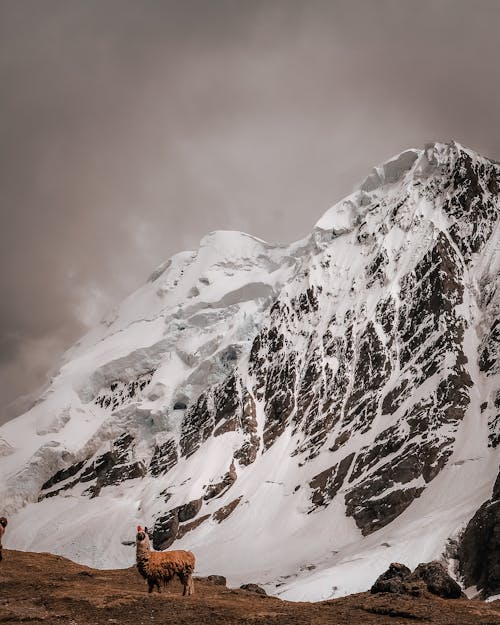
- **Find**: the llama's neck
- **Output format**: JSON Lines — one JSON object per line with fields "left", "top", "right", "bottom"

{"left": 136, "top": 538, "right": 151, "bottom": 563}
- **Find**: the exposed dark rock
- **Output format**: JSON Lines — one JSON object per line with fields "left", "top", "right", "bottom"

{"left": 41, "top": 433, "right": 146, "bottom": 500}
{"left": 240, "top": 583, "right": 267, "bottom": 596}
{"left": 180, "top": 375, "right": 260, "bottom": 464}
{"left": 261, "top": 351, "right": 296, "bottom": 450}
{"left": 329, "top": 430, "right": 350, "bottom": 453}
{"left": 233, "top": 390, "right": 260, "bottom": 466}
{"left": 489, "top": 391, "right": 500, "bottom": 448}
{"left": 204, "top": 462, "right": 237, "bottom": 500}
{"left": 477, "top": 320, "right": 500, "bottom": 447}
{"left": 177, "top": 498, "right": 203, "bottom": 523}
{"left": 152, "top": 497, "right": 204, "bottom": 550}
{"left": 94, "top": 371, "right": 155, "bottom": 410}
{"left": 349, "top": 425, "right": 407, "bottom": 482}
{"left": 309, "top": 453, "right": 354, "bottom": 510}
{"left": 41, "top": 460, "right": 86, "bottom": 491}
{"left": 79, "top": 434, "right": 146, "bottom": 498}
{"left": 346, "top": 486, "right": 424, "bottom": 535}
{"left": 213, "top": 496, "right": 242, "bottom": 523}
{"left": 444, "top": 149, "right": 498, "bottom": 261}
{"left": 148, "top": 438, "right": 178, "bottom": 476}
{"left": 177, "top": 514, "right": 210, "bottom": 539}
{"left": 366, "top": 249, "right": 388, "bottom": 288}
{"left": 458, "top": 468, "right": 500, "bottom": 598}
{"left": 479, "top": 319, "right": 499, "bottom": 374}
{"left": 214, "top": 373, "right": 241, "bottom": 423}
{"left": 233, "top": 434, "right": 260, "bottom": 466}
{"left": 180, "top": 391, "right": 213, "bottom": 458}
{"left": 375, "top": 295, "right": 396, "bottom": 336}
{"left": 344, "top": 237, "right": 472, "bottom": 534}
{"left": 213, "top": 417, "right": 239, "bottom": 437}
{"left": 39, "top": 459, "right": 88, "bottom": 499}
{"left": 83, "top": 460, "right": 146, "bottom": 498}
{"left": 343, "top": 321, "right": 391, "bottom": 433}
{"left": 152, "top": 511, "right": 179, "bottom": 550}
{"left": 381, "top": 379, "right": 411, "bottom": 416}
{"left": 159, "top": 489, "right": 172, "bottom": 503}
{"left": 248, "top": 299, "right": 299, "bottom": 451}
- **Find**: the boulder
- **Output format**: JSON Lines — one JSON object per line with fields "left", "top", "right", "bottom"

{"left": 240, "top": 583, "right": 267, "bottom": 596}
{"left": 207, "top": 575, "right": 227, "bottom": 586}
{"left": 410, "top": 561, "right": 465, "bottom": 599}
{"left": 370, "top": 561, "right": 464, "bottom": 599}
{"left": 371, "top": 562, "right": 412, "bottom": 594}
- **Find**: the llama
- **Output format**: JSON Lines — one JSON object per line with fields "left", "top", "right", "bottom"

{"left": 0, "top": 517, "right": 7, "bottom": 562}
{"left": 135, "top": 525, "right": 195, "bottom": 595}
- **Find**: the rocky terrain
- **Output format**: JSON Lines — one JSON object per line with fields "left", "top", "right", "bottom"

{"left": 1, "top": 549, "right": 500, "bottom": 625}
{"left": 0, "top": 140, "right": 498, "bottom": 600}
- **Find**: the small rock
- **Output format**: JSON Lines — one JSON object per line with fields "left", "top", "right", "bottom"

{"left": 240, "top": 583, "right": 267, "bottom": 596}
{"left": 207, "top": 575, "right": 227, "bottom": 586}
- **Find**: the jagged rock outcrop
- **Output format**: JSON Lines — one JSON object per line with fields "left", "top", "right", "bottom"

{"left": 371, "top": 561, "right": 464, "bottom": 599}
{"left": 458, "top": 468, "right": 500, "bottom": 598}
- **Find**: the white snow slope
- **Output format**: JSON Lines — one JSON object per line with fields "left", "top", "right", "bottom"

{"left": 1, "top": 141, "right": 499, "bottom": 601}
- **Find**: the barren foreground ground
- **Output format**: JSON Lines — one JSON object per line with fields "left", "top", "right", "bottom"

{"left": 1, "top": 549, "right": 500, "bottom": 625}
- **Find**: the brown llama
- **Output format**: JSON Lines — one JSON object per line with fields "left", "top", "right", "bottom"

{"left": 135, "top": 525, "right": 195, "bottom": 595}
{"left": 0, "top": 517, "right": 7, "bottom": 562}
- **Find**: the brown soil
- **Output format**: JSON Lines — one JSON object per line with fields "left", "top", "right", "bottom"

{"left": 1, "top": 549, "right": 500, "bottom": 624}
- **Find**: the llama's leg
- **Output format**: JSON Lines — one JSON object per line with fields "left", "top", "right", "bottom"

{"left": 156, "top": 579, "right": 161, "bottom": 593}
{"left": 187, "top": 573, "right": 194, "bottom": 596}
{"left": 148, "top": 579, "right": 155, "bottom": 594}
{"left": 178, "top": 572, "right": 188, "bottom": 596}
{"left": 180, "top": 570, "right": 194, "bottom": 596}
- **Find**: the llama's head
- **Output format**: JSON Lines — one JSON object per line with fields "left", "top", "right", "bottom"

{"left": 0, "top": 517, "right": 7, "bottom": 528}
{"left": 136, "top": 525, "right": 150, "bottom": 546}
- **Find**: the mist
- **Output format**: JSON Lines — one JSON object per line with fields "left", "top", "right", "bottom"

{"left": 1, "top": 0, "right": 500, "bottom": 422}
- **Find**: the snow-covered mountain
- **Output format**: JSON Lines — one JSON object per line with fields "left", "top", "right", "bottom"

{"left": 1, "top": 141, "right": 499, "bottom": 601}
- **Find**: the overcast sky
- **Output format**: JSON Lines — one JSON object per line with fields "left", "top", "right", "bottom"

{"left": 1, "top": 0, "right": 500, "bottom": 423}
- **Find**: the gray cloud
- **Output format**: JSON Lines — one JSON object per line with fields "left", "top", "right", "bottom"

{"left": 1, "top": 0, "right": 499, "bottom": 422}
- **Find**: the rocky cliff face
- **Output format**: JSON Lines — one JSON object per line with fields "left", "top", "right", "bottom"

{"left": 0, "top": 141, "right": 498, "bottom": 601}
{"left": 458, "top": 467, "right": 500, "bottom": 598}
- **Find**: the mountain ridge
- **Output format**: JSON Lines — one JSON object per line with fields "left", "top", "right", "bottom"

{"left": 1, "top": 140, "right": 498, "bottom": 601}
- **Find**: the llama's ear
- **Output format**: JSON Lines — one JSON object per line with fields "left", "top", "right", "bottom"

{"left": 144, "top": 526, "right": 148, "bottom": 535}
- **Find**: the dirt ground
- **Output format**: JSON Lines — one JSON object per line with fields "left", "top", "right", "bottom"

{"left": 1, "top": 549, "right": 500, "bottom": 625}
